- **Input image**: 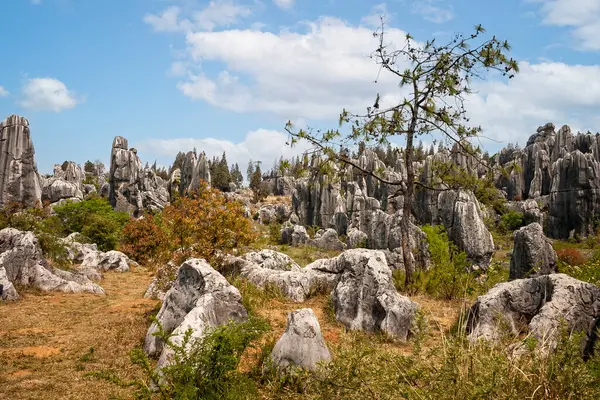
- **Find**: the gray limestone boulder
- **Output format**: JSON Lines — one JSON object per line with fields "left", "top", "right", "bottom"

{"left": 0, "top": 266, "right": 19, "bottom": 301}
{"left": 510, "top": 223, "right": 557, "bottom": 279}
{"left": 438, "top": 190, "right": 494, "bottom": 270}
{"left": 143, "top": 259, "right": 248, "bottom": 370}
{"left": 0, "top": 228, "right": 104, "bottom": 296}
{"left": 0, "top": 115, "right": 42, "bottom": 207}
{"left": 269, "top": 308, "right": 331, "bottom": 372}
{"left": 280, "top": 223, "right": 310, "bottom": 246}
{"left": 309, "top": 228, "right": 347, "bottom": 251}
{"left": 331, "top": 249, "right": 418, "bottom": 340}
{"left": 466, "top": 274, "right": 600, "bottom": 352}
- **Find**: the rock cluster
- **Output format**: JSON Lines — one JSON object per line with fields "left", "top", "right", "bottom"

{"left": 108, "top": 136, "right": 169, "bottom": 216}
{"left": 467, "top": 274, "right": 600, "bottom": 353}
{"left": 495, "top": 123, "right": 600, "bottom": 239}
{"left": 0, "top": 228, "right": 105, "bottom": 300}
{"left": 223, "top": 248, "right": 419, "bottom": 340}
{"left": 42, "top": 161, "right": 85, "bottom": 204}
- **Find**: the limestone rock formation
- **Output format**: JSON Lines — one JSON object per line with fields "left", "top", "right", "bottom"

{"left": 0, "top": 266, "right": 19, "bottom": 301}
{"left": 495, "top": 123, "right": 600, "bottom": 239}
{"left": 108, "top": 136, "right": 169, "bottom": 216}
{"left": 144, "top": 259, "right": 248, "bottom": 369}
{"left": 178, "top": 151, "right": 211, "bottom": 195}
{"left": 269, "top": 308, "right": 331, "bottom": 372}
{"left": 331, "top": 249, "right": 419, "bottom": 340}
{"left": 466, "top": 274, "right": 600, "bottom": 352}
{"left": 62, "top": 233, "right": 139, "bottom": 273}
{"left": 0, "top": 228, "right": 105, "bottom": 298}
{"left": 0, "top": 115, "right": 42, "bottom": 207}
{"left": 437, "top": 190, "right": 495, "bottom": 270}
{"left": 222, "top": 250, "right": 336, "bottom": 303}
{"left": 510, "top": 223, "right": 558, "bottom": 279}
{"left": 42, "top": 162, "right": 85, "bottom": 204}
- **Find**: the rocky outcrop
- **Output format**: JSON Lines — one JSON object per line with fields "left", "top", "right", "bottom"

{"left": 62, "top": 233, "right": 139, "bottom": 273}
{"left": 222, "top": 250, "right": 337, "bottom": 303}
{"left": 510, "top": 223, "right": 557, "bottom": 279}
{"left": 0, "top": 266, "right": 19, "bottom": 301}
{"left": 0, "top": 115, "right": 42, "bottom": 207}
{"left": 495, "top": 123, "right": 600, "bottom": 239}
{"left": 437, "top": 190, "right": 495, "bottom": 270}
{"left": 280, "top": 224, "right": 346, "bottom": 251}
{"left": 178, "top": 151, "right": 211, "bottom": 195}
{"left": 41, "top": 162, "right": 85, "bottom": 204}
{"left": 331, "top": 249, "right": 418, "bottom": 340}
{"left": 257, "top": 203, "right": 292, "bottom": 225}
{"left": 144, "top": 259, "right": 248, "bottom": 370}
{"left": 269, "top": 308, "right": 331, "bottom": 372}
{"left": 108, "top": 136, "right": 169, "bottom": 216}
{"left": 0, "top": 228, "right": 105, "bottom": 298}
{"left": 466, "top": 274, "right": 600, "bottom": 353}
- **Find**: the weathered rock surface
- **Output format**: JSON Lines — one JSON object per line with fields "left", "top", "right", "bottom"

{"left": 466, "top": 274, "right": 600, "bottom": 352}
{"left": 222, "top": 250, "right": 336, "bottom": 303}
{"left": 258, "top": 203, "right": 292, "bottom": 225}
{"left": 510, "top": 223, "right": 558, "bottom": 279}
{"left": 62, "top": 233, "right": 138, "bottom": 273}
{"left": 495, "top": 123, "right": 600, "bottom": 239}
{"left": 144, "top": 259, "right": 248, "bottom": 369}
{"left": 178, "top": 151, "right": 211, "bottom": 195}
{"left": 269, "top": 308, "right": 331, "bottom": 372}
{"left": 437, "top": 190, "right": 495, "bottom": 270}
{"left": 0, "top": 228, "right": 104, "bottom": 297}
{"left": 0, "top": 115, "right": 42, "bottom": 207}
{"left": 108, "top": 136, "right": 169, "bottom": 216}
{"left": 42, "top": 162, "right": 85, "bottom": 204}
{"left": 0, "top": 266, "right": 19, "bottom": 301}
{"left": 331, "top": 249, "right": 418, "bottom": 340}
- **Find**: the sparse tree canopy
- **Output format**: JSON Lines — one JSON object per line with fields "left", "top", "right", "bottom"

{"left": 285, "top": 20, "right": 518, "bottom": 284}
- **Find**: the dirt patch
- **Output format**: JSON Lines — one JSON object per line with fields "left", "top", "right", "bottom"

{"left": 0, "top": 267, "right": 158, "bottom": 400}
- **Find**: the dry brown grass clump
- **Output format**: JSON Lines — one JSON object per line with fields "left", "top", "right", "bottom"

{"left": 0, "top": 267, "right": 158, "bottom": 400}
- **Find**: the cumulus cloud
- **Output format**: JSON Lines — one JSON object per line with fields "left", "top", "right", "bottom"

{"left": 529, "top": 0, "right": 600, "bottom": 51}
{"left": 135, "top": 128, "right": 313, "bottom": 171}
{"left": 146, "top": 1, "right": 600, "bottom": 152}
{"left": 0, "top": 86, "right": 8, "bottom": 97}
{"left": 19, "top": 78, "right": 81, "bottom": 112}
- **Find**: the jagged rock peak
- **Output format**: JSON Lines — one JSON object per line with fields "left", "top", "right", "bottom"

{"left": 0, "top": 114, "right": 42, "bottom": 207}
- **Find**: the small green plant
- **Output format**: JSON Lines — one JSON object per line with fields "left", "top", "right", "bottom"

{"left": 499, "top": 210, "right": 525, "bottom": 233}
{"left": 268, "top": 223, "right": 282, "bottom": 245}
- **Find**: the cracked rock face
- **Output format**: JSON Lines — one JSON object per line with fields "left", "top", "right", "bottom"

{"left": 143, "top": 259, "right": 248, "bottom": 370}
{"left": 510, "top": 223, "right": 558, "bottom": 279}
{"left": 0, "top": 115, "right": 42, "bottom": 208}
{"left": 0, "top": 228, "right": 105, "bottom": 298}
{"left": 269, "top": 308, "right": 331, "bottom": 372}
{"left": 331, "top": 249, "right": 419, "bottom": 340}
{"left": 466, "top": 274, "right": 600, "bottom": 353}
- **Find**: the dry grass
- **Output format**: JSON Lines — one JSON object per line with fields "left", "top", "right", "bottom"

{"left": 0, "top": 267, "right": 159, "bottom": 400}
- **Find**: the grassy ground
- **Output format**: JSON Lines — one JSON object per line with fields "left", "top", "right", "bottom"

{"left": 0, "top": 267, "right": 159, "bottom": 400}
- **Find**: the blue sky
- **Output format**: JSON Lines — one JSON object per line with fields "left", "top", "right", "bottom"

{"left": 0, "top": 0, "right": 599, "bottom": 174}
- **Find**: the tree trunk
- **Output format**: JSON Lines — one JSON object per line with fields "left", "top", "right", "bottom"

{"left": 402, "top": 130, "right": 415, "bottom": 287}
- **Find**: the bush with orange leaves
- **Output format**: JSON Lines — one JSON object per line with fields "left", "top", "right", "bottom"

{"left": 119, "top": 214, "right": 169, "bottom": 265}
{"left": 163, "top": 182, "right": 256, "bottom": 266}
{"left": 120, "top": 181, "right": 256, "bottom": 268}
{"left": 556, "top": 247, "right": 587, "bottom": 267}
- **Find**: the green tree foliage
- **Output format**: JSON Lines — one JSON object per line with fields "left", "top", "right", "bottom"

{"left": 286, "top": 22, "right": 518, "bottom": 285}
{"left": 210, "top": 152, "right": 233, "bottom": 191}
{"left": 53, "top": 196, "right": 130, "bottom": 251}
{"left": 84, "top": 160, "right": 95, "bottom": 174}
{"left": 246, "top": 159, "right": 255, "bottom": 183}
{"left": 230, "top": 163, "right": 244, "bottom": 187}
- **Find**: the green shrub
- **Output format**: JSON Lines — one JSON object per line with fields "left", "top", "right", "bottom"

{"left": 394, "top": 225, "right": 473, "bottom": 300}
{"left": 559, "top": 249, "right": 600, "bottom": 286}
{"left": 94, "top": 317, "right": 270, "bottom": 400}
{"left": 268, "top": 223, "right": 282, "bottom": 245}
{"left": 53, "top": 197, "right": 129, "bottom": 251}
{"left": 499, "top": 210, "right": 525, "bottom": 233}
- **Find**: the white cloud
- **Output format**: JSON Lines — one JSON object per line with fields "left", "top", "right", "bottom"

{"left": 19, "top": 78, "right": 81, "bottom": 112}
{"left": 144, "top": 1, "right": 254, "bottom": 33}
{"left": 0, "top": 86, "right": 8, "bottom": 97}
{"left": 410, "top": 0, "right": 454, "bottom": 23}
{"left": 529, "top": 0, "right": 600, "bottom": 51}
{"left": 148, "top": 3, "right": 600, "bottom": 153}
{"left": 273, "top": 0, "right": 295, "bottom": 10}
{"left": 135, "top": 128, "right": 312, "bottom": 171}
